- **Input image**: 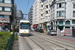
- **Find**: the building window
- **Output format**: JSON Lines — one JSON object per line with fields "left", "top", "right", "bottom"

{"left": 0, "top": 15, "right": 3, "bottom": 18}
{"left": 72, "top": 20, "right": 75, "bottom": 24}
{"left": 4, "top": 15, "right": 9, "bottom": 19}
{"left": 0, "top": 7, "right": 2, "bottom": 11}
{"left": 41, "top": 14, "right": 43, "bottom": 16}
{"left": 56, "top": 21, "right": 57, "bottom": 25}
{"left": 0, "top": 0, "right": 3, "bottom": 3}
{"left": 46, "top": 5, "right": 48, "bottom": 8}
{"left": 57, "top": 2, "right": 65, "bottom": 8}
{"left": 41, "top": 5, "right": 43, "bottom": 7}
{"left": 46, "top": 11, "right": 48, "bottom": 14}
{"left": 4, "top": 7, "right": 11, "bottom": 11}
{"left": 62, "top": 11, "right": 65, "bottom": 16}
{"left": 61, "top": 2, "right": 65, "bottom": 8}
{"left": 4, "top": 0, "right": 11, "bottom": 3}
{"left": 45, "top": 16, "right": 48, "bottom": 20}
{"left": 57, "top": 11, "right": 65, "bottom": 17}
{"left": 59, "top": 11, "right": 61, "bottom": 17}
{"left": 57, "top": 11, "right": 59, "bottom": 17}
{"left": 73, "top": 4, "right": 75, "bottom": 8}
{"left": 41, "top": 0, "right": 45, "bottom": 2}
{"left": 56, "top": 0, "right": 59, "bottom": 1}
{"left": 65, "top": 21, "right": 70, "bottom": 25}
{"left": 73, "top": 11, "right": 75, "bottom": 17}
{"left": 59, "top": 21, "right": 63, "bottom": 24}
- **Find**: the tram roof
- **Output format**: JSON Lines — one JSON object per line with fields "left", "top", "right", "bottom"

{"left": 20, "top": 19, "right": 30, "bottom": 23}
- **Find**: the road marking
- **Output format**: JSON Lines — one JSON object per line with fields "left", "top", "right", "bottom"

{"left": 52, "top": 47, "right": 68, "bottom": 50}
{"left": 25, "top": 37, "right": 42, "bottom": 50}
{"left": 53, "top": 36, "right": 75, "bottom": 42}
{"left": 52, "top": 47, "right": 57, "bottom": 50}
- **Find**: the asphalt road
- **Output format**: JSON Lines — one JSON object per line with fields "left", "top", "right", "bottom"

{"left": 18, "top": 31, "right": 75, "bottom": 50}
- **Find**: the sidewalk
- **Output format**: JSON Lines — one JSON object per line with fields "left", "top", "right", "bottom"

{"left": 57, "top": 34, "right": 75, "bottom": 41}
{"left": 12, "top": 40, "right": 19, "bottom": 50}
{"left": 12, "top": 32, "right": 19, "bottom": 50}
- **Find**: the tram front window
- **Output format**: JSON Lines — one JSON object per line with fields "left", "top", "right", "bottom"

{"left": 20, "top": 23, "right": 29, "bottom": 29}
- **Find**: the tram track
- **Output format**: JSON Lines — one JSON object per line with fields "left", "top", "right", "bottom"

{"left": 34, "top": 35, "right": 75, "bottom": 50}
{"left": 18, "top": 33, "right": 75, "bottom": 50}
{"left": 29, "top": 36, "right": 65, "bottom": 50}
{"left": 23, "top": 36, "right": 43, "bottom": 50}
{"left": 28, "top": 37, "right": 45, "bottom": 50}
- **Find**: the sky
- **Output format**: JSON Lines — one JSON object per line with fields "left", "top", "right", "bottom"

{"left": 14, "top": 0, "right": 34, "bottom": 19}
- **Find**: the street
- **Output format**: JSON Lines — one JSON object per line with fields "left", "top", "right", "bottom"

{"left": 18, "top": 31, "right": 75, "bottom": 50}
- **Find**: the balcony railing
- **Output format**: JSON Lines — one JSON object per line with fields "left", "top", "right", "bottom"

{"left": 56, "top": 0, "right": 65, "bottom": 2}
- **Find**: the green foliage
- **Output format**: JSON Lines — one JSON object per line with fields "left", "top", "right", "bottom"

{"left": 14, "top": 33, "right": 18, "bottom": 40}
{"left": 0, "top": 31, "right": 11, "bottom": 50}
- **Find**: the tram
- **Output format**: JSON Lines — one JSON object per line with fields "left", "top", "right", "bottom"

{"left": 19, "top": 19, "right": 30, "bottom": 36}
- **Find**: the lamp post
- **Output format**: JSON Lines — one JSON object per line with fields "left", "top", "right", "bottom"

{"left": 11, "top": 0, "right": 15, "bottom": 35}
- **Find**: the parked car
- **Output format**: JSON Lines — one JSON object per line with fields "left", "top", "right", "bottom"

{"left": 35, "top": 28, "right": 40, "bottom": 32}
{"left": 47, "top": 30, "right": 57, "bottom": 36}
{"left": 39, "top": 29, "right": 44, "bottom": 33}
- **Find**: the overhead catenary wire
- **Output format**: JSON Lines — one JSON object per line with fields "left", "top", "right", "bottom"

{"left": 25, "top": 0, "right": 30, "bottom": 13}
{"left": 24, "top": 0, "right": 30, "bottom": 19}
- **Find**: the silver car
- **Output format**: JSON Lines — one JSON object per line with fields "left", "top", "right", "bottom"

{"left": 47, "top": 30, "right": 57, "bottom": 36}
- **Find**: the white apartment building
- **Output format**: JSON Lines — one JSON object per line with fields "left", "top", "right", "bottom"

{"left": 33, "top": 0, "right": 51, "bottom": 31}
{"left": 28, "top": 6, "right": 33, "bottom": 25}
{"left": 39, "top": 0, "right": 51, "bottom": 31}
{"left": 33, "top": 0, "right": 40, "bottom": 24}
{"left": 33, "top": 0, "right": 41, "bottom": 28}
{"left": 50, "top": 0, "right": 75, "bottom": 36}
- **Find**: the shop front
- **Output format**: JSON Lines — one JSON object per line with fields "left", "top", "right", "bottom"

{"left": 0, "top": 18, "right": 10, "bottom": 31}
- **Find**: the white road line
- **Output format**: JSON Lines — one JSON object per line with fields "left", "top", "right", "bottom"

{"left": 52, "top": 47, "right": 65, "bottom": 50}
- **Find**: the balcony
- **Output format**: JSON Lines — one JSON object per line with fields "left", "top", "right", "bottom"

{"left": 55, "top": 0, "right": 65, "bottom": 3}
{"left": 0, "top": 11, "right": 11, "bottom": 15}
{"left": 56, "top": 17, "right": 65, "bottom": 20}
{"left": 0, "top": 3, "right": 12, "bottom": 7}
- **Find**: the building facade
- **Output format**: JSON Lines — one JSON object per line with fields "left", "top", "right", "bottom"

{"left": 33, "top": 0, "right": 41, "bottom": 28}
{"left": 0, "top": 0, "right": 14, "bottom": 31}
{"left": 40, "top": 0, "right": 51, "bottom": 31}
{"left": 28, "top": 6, "right": 33, "bottom": 25}
{"left": 32, "top": 0, "right": 75, "bottom": 36}
{"left": 50, "top": 0, "right": 75, "bottom": 36}
{"left": 32, "top": 0, "right": 51, "bottom": 30}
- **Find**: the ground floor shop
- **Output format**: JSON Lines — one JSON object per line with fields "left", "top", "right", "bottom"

{"left": 0, "top": 23, "right": 11, "bottom": 31}
{"left": 38, "top": 22, "right": 50, "bottom": 32}
{"left": 50, "top": 19, "right": 75, "bottom": 36}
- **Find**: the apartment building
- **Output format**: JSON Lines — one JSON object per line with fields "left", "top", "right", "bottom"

{"left": 38, "top": 0, "right": 51, "bottom": 31}
{"left": 33, "top": 0, "right": 41, "bottom": 28}
{"left": 50, "top": 0, "right": 75, "bottom": 36}
{"left": 28, "top": 6, "right": 33, "bottom": 25}
{"left": 0, "top": 0, "right": 14, "bottom": 31}
{"left": 32, "top": 0, "right": 51, "bottom": 31}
